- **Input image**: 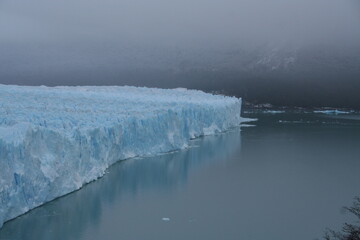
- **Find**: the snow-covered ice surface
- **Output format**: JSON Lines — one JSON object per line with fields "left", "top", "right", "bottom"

{"left": 0, "top": 85, "right": 241, "bottom": 228}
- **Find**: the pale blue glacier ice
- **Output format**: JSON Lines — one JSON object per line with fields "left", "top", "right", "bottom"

{"left": 0, "top": 85, "right": 242, "bottom": 228}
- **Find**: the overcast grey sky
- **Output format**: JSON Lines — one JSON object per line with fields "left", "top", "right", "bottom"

{"left": 1, "top": 0, "right": 360, "bottom": 107}
{"left": 1, "top": 0, "right": 360, "bottom": 48}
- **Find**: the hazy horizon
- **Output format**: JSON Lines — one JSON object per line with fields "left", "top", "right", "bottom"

{"left": 1, "top": 0, "right": 360, "bottom": 108}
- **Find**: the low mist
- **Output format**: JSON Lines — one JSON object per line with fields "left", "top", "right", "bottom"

{"left": 1, "top": 0, "right": 360, "bottom": 108}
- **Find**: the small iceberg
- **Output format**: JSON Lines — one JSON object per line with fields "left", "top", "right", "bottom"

{"left": 313, "top": 110, "right": 350, "bottom": 115}
{"left": 262, "top": 110, "right": 286, "bottom": 114}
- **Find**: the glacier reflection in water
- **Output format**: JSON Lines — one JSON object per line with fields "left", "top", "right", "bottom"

{"left": 0, "top": 128, "right": 241, "bottom": 240}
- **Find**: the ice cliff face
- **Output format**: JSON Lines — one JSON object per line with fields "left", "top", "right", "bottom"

{"left": 0, "top": 85, "right": 241, "bottom": 228}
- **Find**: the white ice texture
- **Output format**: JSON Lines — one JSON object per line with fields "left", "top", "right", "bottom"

{"left": 0, "top": 85, "right": 241, "bottom": 227}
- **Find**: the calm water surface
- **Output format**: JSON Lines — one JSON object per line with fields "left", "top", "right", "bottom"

{"left": 1, "top": 111, "right": 360, "bottom": 240}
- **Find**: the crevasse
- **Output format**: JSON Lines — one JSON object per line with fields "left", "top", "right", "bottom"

{"left": 0, "top": 85, "right": 241, "bottom": 228}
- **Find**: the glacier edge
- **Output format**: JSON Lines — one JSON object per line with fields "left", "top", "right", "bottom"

{"left": 0, "top": 85, "right": 242, "bottom": 228}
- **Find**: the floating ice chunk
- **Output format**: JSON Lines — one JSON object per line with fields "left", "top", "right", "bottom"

{"left": 0, "top": 85, "right": 242, "bottom": 228}
{"left": 162, "top": 218, "right": 170, "bottom": 221}
{"left": 314, "top": 110, "right": 350, "bottom": 115}
{"left": 262, "top": 110, "right": 285, "bottom": 114}
{"left": 240, "top": 117, "right": 257, "bottom": 123}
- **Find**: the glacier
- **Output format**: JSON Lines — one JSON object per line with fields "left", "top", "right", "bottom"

{"left": 0, "top": 85, "right": 241, "bottom": 228}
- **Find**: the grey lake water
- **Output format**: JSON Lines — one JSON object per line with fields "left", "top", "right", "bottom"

{"left": 1, "top": 111, "right": 360, "bottom": 240}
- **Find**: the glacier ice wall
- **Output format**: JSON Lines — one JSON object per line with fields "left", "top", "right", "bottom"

{"left": 0, "top": 85, "right": 241, "bottom": 228}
